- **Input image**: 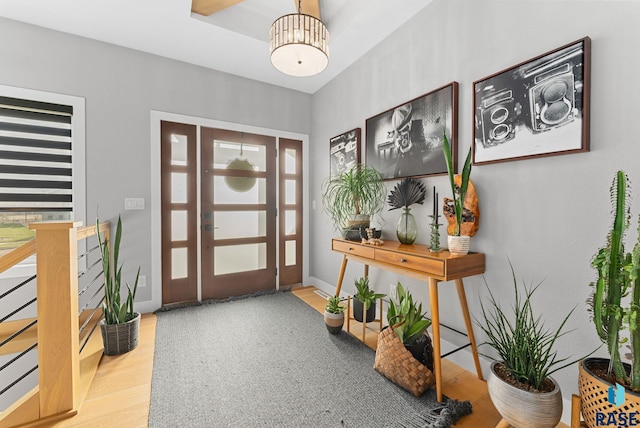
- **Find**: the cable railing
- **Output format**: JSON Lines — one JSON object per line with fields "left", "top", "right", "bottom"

{"left": 0, "top": 221, "right": 110, "bottom": 427}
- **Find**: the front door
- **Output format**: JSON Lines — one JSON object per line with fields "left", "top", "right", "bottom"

{"left": 200, "top": 127, "right": 277, "bottom": 299}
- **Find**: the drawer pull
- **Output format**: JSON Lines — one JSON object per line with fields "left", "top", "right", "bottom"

{"left": 400, "top": 258, "right": 407, "bottom": 263}
{"left": 348, "top": 247, "right": 354, "bottom": 251}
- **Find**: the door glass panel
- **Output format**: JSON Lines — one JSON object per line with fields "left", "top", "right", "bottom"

{"left": 213, "top": 177, "right": 266, "bottom": 204}
{"left": 213, "top": 140, "right": 266, "bottom": 172}
{"left": 171, "top": 134, "right": 188, "bottom": 166}
{"left": 214, "top": 243, "right": 266, "bottom": 275}
{"left": 285, "top": 240, "right": 296, "bottom": 266}
{"left": 171, "top": 173, "right": 187, "bottom": 204}
{"left": 172, "top": 210, "right": 187, "bottom": 241}
{"left": 171, "top": 247, "right": 188, "bottom": 279}
{"left": 285, "top": 210, "right": 296, "bottom": 235}
{"left": 214, "top": 211, "right": 266, "bottom": 239}
{"left": 284, "top": 148, "right": 296, "bottom": 174}
{"left": 285, "top": 180, "right": 296, "bottom": 205}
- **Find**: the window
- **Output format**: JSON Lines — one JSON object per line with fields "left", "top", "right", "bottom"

{"left": 0, "top": 85, "right": 85, "bottom": 269}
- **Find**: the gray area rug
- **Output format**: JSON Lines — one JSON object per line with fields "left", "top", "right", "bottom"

{"left": 149, "top": 291, "right": 471, "bottom": 428}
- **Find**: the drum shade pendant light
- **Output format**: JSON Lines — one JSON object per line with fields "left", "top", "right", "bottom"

{"left": 269, "top": 0, "right": 329, "bottom": 77}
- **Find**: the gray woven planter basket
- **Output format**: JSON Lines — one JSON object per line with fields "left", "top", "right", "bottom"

{"left": 100, "top": 312, "right": 140, "bottom": 356}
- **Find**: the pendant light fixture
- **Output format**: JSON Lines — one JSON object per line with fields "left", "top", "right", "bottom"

{"left": 269, "top": 0, "right": 329, "bottom": 77}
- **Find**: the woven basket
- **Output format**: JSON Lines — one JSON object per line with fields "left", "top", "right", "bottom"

{"left": 579, "top": 358, "right": 640, "bottom": 427}
{"left": 100, "top": 312, "right": 140, "bottom": 356}
{"left": 374, "top": 326, "right": 435, "bottom": 397}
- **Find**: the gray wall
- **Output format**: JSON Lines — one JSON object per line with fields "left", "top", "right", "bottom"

{"left": 0, "top": 17, "right": 311, "bottom": 303}
{"left": 309, "top": 0, "right": 640, "bottom": 409}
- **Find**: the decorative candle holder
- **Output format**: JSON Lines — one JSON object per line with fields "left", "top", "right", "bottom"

{"left": 428, "top": 214, "right": 441, "bottom": 253}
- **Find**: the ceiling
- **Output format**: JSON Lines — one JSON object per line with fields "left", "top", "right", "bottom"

{"left": 0, "top": 0, "right": 434, "bottom": 94}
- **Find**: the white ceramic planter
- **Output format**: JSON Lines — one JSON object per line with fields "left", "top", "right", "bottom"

{"left": 487, "top": 361, "right": 562, "bottom": 428}
{"left": 447, "top": 235, "right": 470, "bottom": 255}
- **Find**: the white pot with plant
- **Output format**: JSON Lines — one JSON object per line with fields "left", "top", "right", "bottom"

{"left": 97, "top": 215, "right": 141, "bottom": 356}
{"left": 441, "top": 132, "right": 477, "bottom": 255}
{"left": 478, "top": 261, "right": 593, "bottom": 428}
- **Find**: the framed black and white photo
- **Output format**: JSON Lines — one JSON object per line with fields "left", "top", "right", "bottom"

{"left": 365, "top": 82, "right": 458, "bottom": 180}
{"left": 329, "top": 128, "right": 360, "bottom": 180}
{"left": 472, "top": 37, "right": 591, "bottom": 165}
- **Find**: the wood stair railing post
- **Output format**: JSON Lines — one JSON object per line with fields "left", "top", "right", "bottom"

{"left": 30, "top": 221, "right": 83, "bottom": 418}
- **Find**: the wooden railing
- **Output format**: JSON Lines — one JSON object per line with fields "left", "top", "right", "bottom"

{"left": 0, "top": 221, "right": 109, "bottom": 428}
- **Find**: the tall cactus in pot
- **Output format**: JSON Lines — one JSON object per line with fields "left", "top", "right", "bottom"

{"left": 590, "top": 170, "right": 640, "bottom": 390}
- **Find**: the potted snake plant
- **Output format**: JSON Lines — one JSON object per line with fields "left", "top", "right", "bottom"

{"left": 442, "top": 131, "right": 473, "bottom": 255}
{"left": 97, "top": 215, "right": 141, "bottom": 356}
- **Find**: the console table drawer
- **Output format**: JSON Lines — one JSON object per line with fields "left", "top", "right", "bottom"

{"left": 374, "top": 249, "right": 444, "bottom": 277}
{"left": 332, "top": 240, "right": 375, "bottom": 259}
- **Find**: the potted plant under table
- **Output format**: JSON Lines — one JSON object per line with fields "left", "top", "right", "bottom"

{"left": 352, "top": 277, "right": 385, "bottom": 323}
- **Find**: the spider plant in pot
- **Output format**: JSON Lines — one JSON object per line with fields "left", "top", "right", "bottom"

{"left": 387, "top": 177, "right": 427, "bottom": 244}
{"left": 386, "top": 282, "right": 433, "bottom": 369}
{"left": 324, "top": 295, "right": 346, "bottom": 334}
{"left": 97, "top": 215, "right": 141, "bottom": 356}
{"left": 322, "top": 164, "right": 386, "bottom": 241}
{"left": 353, "top": 277, "right": 385, "bottom": 323}
{"left": 580, "top": 170, "right": 640, "bottom": 427}
{"left": 442, "top": 131, "right": 473, "bottom": 255}
{"left": 477, "top": 261, "right": 591, "bottom": 428}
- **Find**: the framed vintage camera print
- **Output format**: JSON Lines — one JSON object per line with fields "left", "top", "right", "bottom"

{"left": 365, "top": 82, "right": 458, "bottom": 180}
{"left": 329, "top": 128, "right": 361, "bottom": 180}
{"left": 472, "top": 37, "right": 591, "bottom": 165}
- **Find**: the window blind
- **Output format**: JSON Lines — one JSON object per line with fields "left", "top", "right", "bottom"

{"left": 0, "top": 96, "right": 73, "bottom": 212}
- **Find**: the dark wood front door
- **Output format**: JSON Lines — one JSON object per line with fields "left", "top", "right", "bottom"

{"left": 200, "top": 127, "right": 277, "bottom": 299}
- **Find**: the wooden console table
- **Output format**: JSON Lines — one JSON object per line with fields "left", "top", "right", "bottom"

{"left": 332, "top": 238, "right": 485, "bottom": 402}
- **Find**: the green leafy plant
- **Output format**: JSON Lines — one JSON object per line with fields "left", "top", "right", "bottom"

{"left": 321, "top": 164, "right": 386, "bottom": 235}
{"left": 354, "top": 277, "right": 385, "bottom": 310}
{"left": 97, "top": 216, "right": 140, "bottom": 325}
{"left": 442, "top": 131, "right": 472, "bottom": 236}
{"left": 590, "top": 170, "right": 640, "bottom": 390}
{"left": 387, "top": 282, "right": 431, "bottom": 346}
{"left": 387, "top": 177, "right": 427, "bottom": 210}
{"left": 325, "top": 295, "right": 346, "bottom": 314}
{"left": 478, "top": 262, "right": 586, "bottom": 390}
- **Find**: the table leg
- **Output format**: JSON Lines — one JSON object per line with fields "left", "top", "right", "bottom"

{"left": 364, "top": 264, "right": 369, "bottom": 278}
{"left": 455, "top": 278, "right": 483, "bottom": 380}
{"left": 334, "top": 255, "right": 348, "bottom": 296}
{"left": 428, "top": 277, "right": 443, "bottom": 402}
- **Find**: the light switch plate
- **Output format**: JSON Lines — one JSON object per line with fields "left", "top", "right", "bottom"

{"left": 124, "top": 198, "right": 145, "bottom": 210}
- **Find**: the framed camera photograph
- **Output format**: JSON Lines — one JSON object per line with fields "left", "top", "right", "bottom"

{"left": 472, "top": 37, "right": 591, "bottom": 165}
{"left": 365, "top": 82, "right": 458, "bottom": 180}
{"left": 329, "top": 128, "right": 361, "bottom": 180}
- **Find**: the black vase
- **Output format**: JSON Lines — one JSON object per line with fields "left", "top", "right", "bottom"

{"left": 353, "top": 299, "right": 376, "bottom": 323}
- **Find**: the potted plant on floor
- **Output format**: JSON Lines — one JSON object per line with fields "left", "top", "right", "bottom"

{"left": 97, "top": 215, "right": 141, "bottom": 356}
{"left": 580, "top": 170, "right": 640, "bottom": 427}
{"left": 477, "top": 261, "right": 588, "bottom": 428}
{"left": 324, "top": 295, "right": 346, "bottom": 334}
{"left": 387, "top": 177, "right": 427, "bottom": 244}
{"left": 441, "top": 132, "right": 478, "bottom": 255}
{"left": 353, "top": 277, "right": 385, "bottom": 323}
{"left": 374, "top": 282, "right": 434, "bottom": 396}
{"left": 322, "top": 164, "right": 386, "bottom": 241}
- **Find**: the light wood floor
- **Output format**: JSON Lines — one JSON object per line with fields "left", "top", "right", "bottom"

{"left": 48, "top": 286, "right": 568, "bottom": 428}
